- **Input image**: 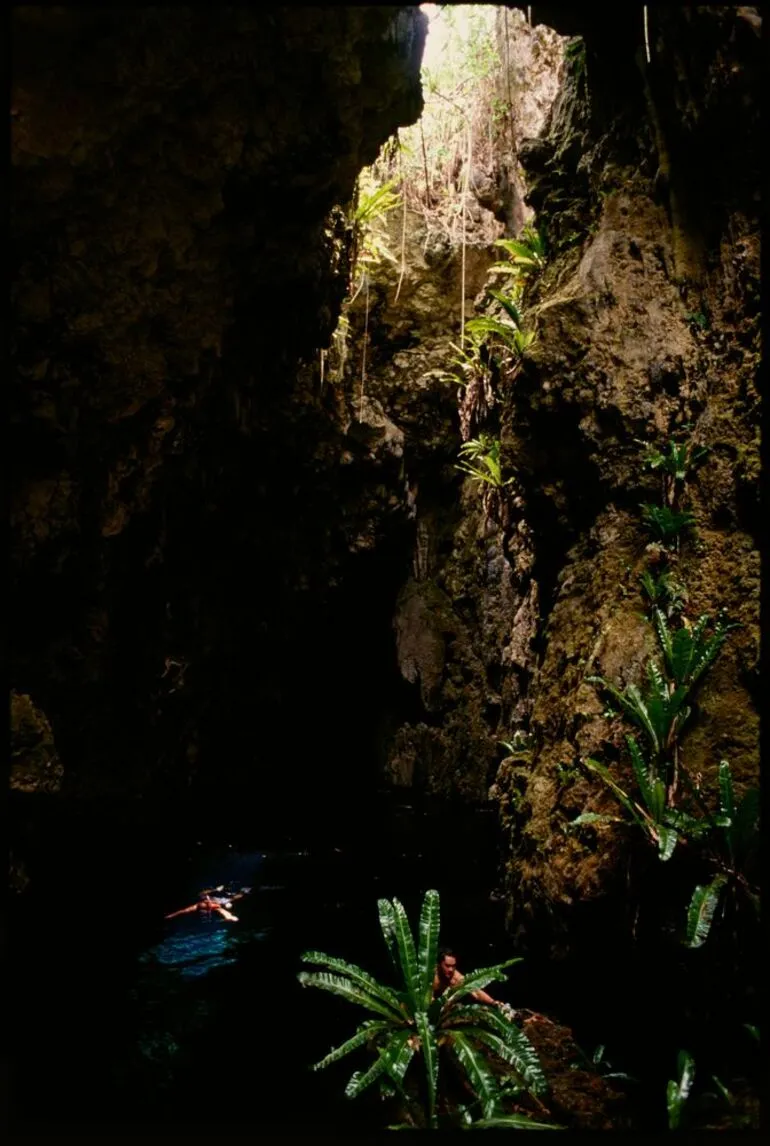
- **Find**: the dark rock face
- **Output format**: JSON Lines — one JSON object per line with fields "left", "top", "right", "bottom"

{"left": 11, "top": 7, "right": 426, "bottom": 823}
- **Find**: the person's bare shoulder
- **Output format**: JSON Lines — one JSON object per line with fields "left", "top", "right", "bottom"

{"left": 452, "top": 970, "right": 464, "bottom": 984}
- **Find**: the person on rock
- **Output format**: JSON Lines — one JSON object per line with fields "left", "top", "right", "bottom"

{"left": 433, "top": 946, "right": 505, "bottom": 1008}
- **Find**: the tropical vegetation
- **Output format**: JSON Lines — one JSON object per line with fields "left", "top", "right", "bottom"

{"left": 298, "top": 889, "right": 558, "bottom": 1129}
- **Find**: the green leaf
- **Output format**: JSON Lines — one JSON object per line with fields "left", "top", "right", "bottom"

{"left": 345, "top": 1047, "right": 390, "bottom": 1098}
{"left": 297, "top": 971, "right": 405, "bottom": 1022}
{"left": 569, "top": 812, "right": 624, "bottom": 827}
{"left": 685, "top": 875, "right": 727, "bottom": 947}
{"left": 662, "top": 808, "right": 710, "bottom": 841}
{"left": 378, "top": 1029, "right": 416, "bottom": 1089}
{"left": 652, "top": 607, "right": 674, "bottom": 672}
{"left": 582, "top": 758, "right": 649, "bottom": 832}
{"left": 493, "top": 237, "right": 543, "bottom": 267}
{"left": 656, "top": 824, "right": 679, "bottom": 862}
{"left": 415, "top": 1010, "right": 438, "bottom": 1126}
{"left": 626, "top": 736, "right": 655, "bottom": 814}
{"left": 487, "top": 261, "right": 526, "bottom": 276}
{"left": 417, "top": 889, "right": 441, "bottom": 1010}
{"left": 710, "top": 1074, "right": 733, "bottom": 1107}
{"left": 450, "top": 1031, "right": 502, "bottom": 1120}
{"left": 378, "top": 898, "right": 400, "bottom": 975}
{"left": 514, "top": 329, "right": 535, "bottom": 354}
{"left": 465, "top": 1026, "right": 548, "bottom": 1097}
{"left": 300, "top": 951, "right": 404, "bottom": 1017}
{"left": 471, "top": 1115, "right": 563, "bottom": 1129}
{"left": 648, "top": 777, "right": 666, "bottom": 824}
{"left": 487, "top": 288, "right": 523, "bottom": 328}
{"left": 621, "top": 682, "right": 661, "bottom": 755}
{"left": 717, "top": 759, "right": 735, "bottom": 825}
{"left": 311, "top": 1019, "right": 391, "bottom": 1071}
{"left": 391, "top": 897, "right": 420, "bottom": 1008}
{"left": 667, "top": 1050, "right": 695, "bottom": 1129}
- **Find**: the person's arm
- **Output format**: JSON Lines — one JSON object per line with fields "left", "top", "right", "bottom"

{"left": 454, "top": 972, "right": 501, "bottom": 1008}
{"left": 165, "top": 903, "right": 197, "bottom": 919}
{"left": 471, "top": 987, "right": 502, "bottom": 1007}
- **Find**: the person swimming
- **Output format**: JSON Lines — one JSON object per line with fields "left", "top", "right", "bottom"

{"left": 165, "top": 893, "right": 239, "bottom": 923}
{"left": 165, "top": 886, "right": 252, "bottom": 922}
{"left": 200, "top": 885, "right": 252, "bottom": 909}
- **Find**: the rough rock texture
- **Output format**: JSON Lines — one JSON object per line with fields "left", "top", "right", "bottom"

{"left": 10, "top": 691, "right": 64, "bottom": 893}
{"left": 519, "top": 1012, "right": 631, "bottom": 1130}
{"left": 486, "top": 8, "right": 564, "bottom": 235}
{"left": 11, "top": 691, "right": 63, "bottom": 795}
{"left": 492, "top": 6, "right": 760, "bottom": 923}
{"left": 328, "top": 13, "right": 565, "bottom": 804}
{"left": 11, "top": 7, "right": 426, "bottom": 822}
{"left": 335, "top": 203, "right": 544, "bottom": 802}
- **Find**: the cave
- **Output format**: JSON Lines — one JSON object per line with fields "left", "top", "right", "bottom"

{"left": 10, "top": 4, "right": 761, "bottom": 1134}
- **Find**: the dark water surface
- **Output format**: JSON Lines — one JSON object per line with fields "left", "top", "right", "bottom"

{"left": 10, "top": 793, "right": 544, "bottom": 1132}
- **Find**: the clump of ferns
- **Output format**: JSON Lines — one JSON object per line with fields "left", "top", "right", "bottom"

{"left": 455, "top": 433, "right": 518, "bottom": 526}
{"left": 422, "top": 228, "right": 542, "bottom": 397}
{"left": 639, "top": 568, "right": 687, "bottom": 620}
{"left": 682, "top": 759, "right": 759, "bottom": 949}
{"left": 347, "top": 176, "right": 401, "bottom": 303}
{"left": 422, "top": 329, "right": 491, "bottom": 393}
{"left": 579, "top": 606, "right": 740, "bottom": 860}
{"left": 490, "top": 227, "right": 546, "bottom": 281}
{"left": 636, "top": 434, "right": 708, "bottom": 555}
{"left": 573, "top": 435, "right": 758, "bottom": 953}
{"left": 574, "top": 614, "right": 757, "bottom": 951}
{"left": 455, "top": 434, "right": 515, "bottom": 490}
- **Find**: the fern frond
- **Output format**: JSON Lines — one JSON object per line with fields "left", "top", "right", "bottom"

{"left": 685, "top": 876, "right": 727, "bottom": 948}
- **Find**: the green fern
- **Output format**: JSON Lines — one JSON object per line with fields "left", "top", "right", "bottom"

{"left": 653, "top": 609, "right": 739, "bottom": 690}
{"left": 493, "top": 228, "right": 545, "bottom": 270}
{"left": 578, "top": 750, "right": 678, "bottom": 860}
{"left": 636, "top": 438, "right": 709, "bottom": 483}
{"left": 299, "top": 890, "right": 547, "bottom": 1129}
{"left": 352, "top": 179, "right": 401, "bottom": 226}
{"left": 456, "top": 435, "right": 515, "bottom": 489}
{"left": 641, "top": 503, "right": 696, "bottom": 543}
{"left": 685, "top": 875, "right": 728, "bottom": 948}
{"left": 487, "top": 288, "right": 524, "bottom": 328}
{"left": 667, "top": 1050, "right": 696, "bottom": 1130}
{"left": 639, "top": 570, "right": 686, "bottom": 615}
{"left": 587, "top": 666, "right": 691, "bottom": 765}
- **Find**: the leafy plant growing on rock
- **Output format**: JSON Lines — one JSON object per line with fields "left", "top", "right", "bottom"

{"left": 423, "top": 334, "right": 488, "bottom": 391}
{"left": 298, "top": 889, "right": 553, "bottom": 1129}
{"left": 583, "top": 607, "right": 738, "bottom": 858}
{"left": 348, "top": 174, "right": 401, "bottom": 302}
{"left": 640, "top": 503, "right": 696, "bottom": 545}
{"left": 466, "top": 313, "right": 534, "bottom": 359}
{"left": 639, "top": 569, "right": 686, "bottom": 617}
{"left": 667, "top": 1050, "right": 696, "bottom": 1130}
{"left": 636, "top": 437, "right": 709, "bottom": 507}
{"left": 455, "top": 434, "right": 514, "bottom": 489}
{"left": 684, "top": 760, "right": 759, "bottom": 948}
{"left": 491, "top": 228, "right": 546, "bottom": 275}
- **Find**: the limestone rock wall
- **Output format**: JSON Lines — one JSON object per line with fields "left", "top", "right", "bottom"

{"left": 11, "top": 6, "right": 426, "bottom": 821}
{"left": 492, "top": 5, "right": 761, "bottom": 925}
